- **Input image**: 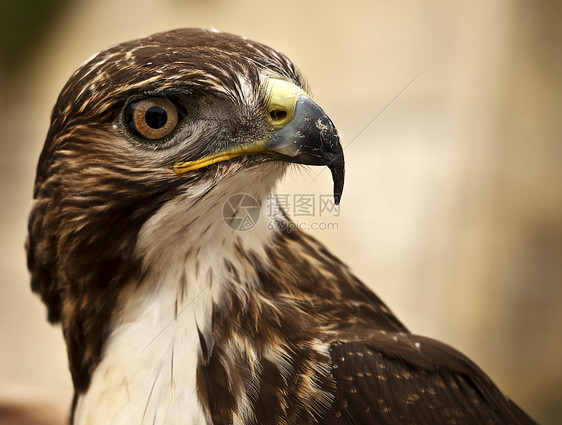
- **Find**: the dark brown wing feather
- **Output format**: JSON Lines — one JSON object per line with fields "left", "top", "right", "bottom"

{"left": 322, "top": 332, "right": 536, "bottom": 425}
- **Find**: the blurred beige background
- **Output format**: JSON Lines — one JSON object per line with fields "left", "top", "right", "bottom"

{"left": 1, "top": 0, "right": 561, "bottom": 423}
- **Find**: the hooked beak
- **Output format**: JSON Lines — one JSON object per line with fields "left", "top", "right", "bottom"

{"left": 174, "top": 78, "right": 345, "bottom": 204}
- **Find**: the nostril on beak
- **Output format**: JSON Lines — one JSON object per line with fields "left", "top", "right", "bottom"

{"left": 268, "top": 108, "right": 289, "bottom": 128}
{"left": 269, "top": 109, "right": 287, "bottom": 122}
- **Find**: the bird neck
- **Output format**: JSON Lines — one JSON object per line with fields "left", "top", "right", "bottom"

{"left": 72, "top": 188, "right": 281, "bottom": 425}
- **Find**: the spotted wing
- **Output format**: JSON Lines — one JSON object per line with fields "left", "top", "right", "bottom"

{"left": 322, "top": 332, "right": 536, "bottom": 425}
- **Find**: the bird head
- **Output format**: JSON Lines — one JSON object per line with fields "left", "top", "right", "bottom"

{"left": 37, "top": 28, "right": 344, "bottom": 203}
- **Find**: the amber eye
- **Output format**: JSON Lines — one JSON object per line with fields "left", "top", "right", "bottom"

{"left": 126, "top": 97, "right": 184, "bottom": 140}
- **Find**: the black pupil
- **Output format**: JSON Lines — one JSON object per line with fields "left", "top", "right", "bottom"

{"left": 145, "top": 106, "right": 168, "bottom": 129}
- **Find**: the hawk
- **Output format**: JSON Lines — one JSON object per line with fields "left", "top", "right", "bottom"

{"left": 27, "top": 28, "right": 536, "bottom": 425}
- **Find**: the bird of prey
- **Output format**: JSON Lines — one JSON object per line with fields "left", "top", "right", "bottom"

{"left": 27, "top": 28, "right": 536, "bottom": 425}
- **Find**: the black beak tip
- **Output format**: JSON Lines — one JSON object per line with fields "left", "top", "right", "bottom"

{"left": 328, "top": 155, "right": 345, "bottom": 205}
{"left": 334, "top": 194, "right": 342, "bottom": 205}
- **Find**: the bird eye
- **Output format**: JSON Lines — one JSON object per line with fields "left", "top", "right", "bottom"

{"left": 126, "top": 97, "right": 184, "bottom": 140}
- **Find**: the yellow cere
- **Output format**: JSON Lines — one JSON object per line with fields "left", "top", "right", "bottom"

{"left": 263, "top": 78, "right": 308, "bottom": 129}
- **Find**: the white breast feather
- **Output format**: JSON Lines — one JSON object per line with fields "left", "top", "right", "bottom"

{"left": 74, "top": 167, "right": 284, "bottom": 425}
